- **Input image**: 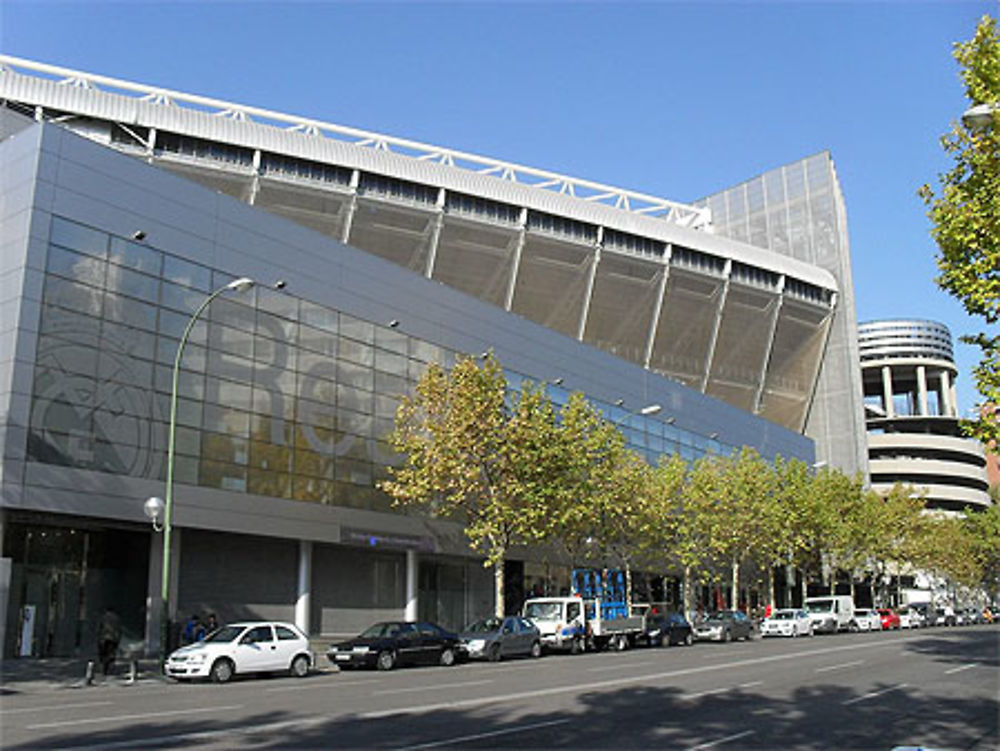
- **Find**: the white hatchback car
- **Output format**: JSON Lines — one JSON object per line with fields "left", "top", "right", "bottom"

{"left": 760, "top": 609, "right": 813, "bottom": 638}
{"left": 165, "top": 621, "right": 313, "bottom": 683}
{"left": 852, "top": 609, "right": 882, "bottom": 632}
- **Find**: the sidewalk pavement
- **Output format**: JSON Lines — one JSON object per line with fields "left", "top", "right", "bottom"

{"left": 1, "top": 657, "right": 167, "bottom": 693}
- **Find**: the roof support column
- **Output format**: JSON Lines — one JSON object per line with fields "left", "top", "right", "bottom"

{"left": 700, "top": 260, "right": 732, "bottom": 393}
{"left": 424, "top": 188, "right": 447, "bottom": 279}
{"left": 643, "top": 245, "right": 672, "bottom": 369}
{"left": 939, "top": 370, "right": 955, "bottom": 417}
{"left": 799, "top": 299, "right": 836, "bottom": 433}
{"left": 503, "top": 208, "right": 528, "bottom": 312}
{"left": 577, "top": 228, "right": 602, "bottom": 341}
{"left": 146, "top": 127, "right": 157, "bottom": 164}
{"left": 753, "top": 276, "right": 786, "bottom": 414}
{"left": 341, "top": 170, "right": 360, "bottom": 244}
{"left": 882, "top": 365, "right": 895, "bottom": 418}
{"left": 247, "top": 149, "right": 262, "bottom": 206}
{"left": 916, "top": 365, "right": 929, "bottom": 417}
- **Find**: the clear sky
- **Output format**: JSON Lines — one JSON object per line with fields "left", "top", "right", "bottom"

{"left": 1, "top": 0, "right": 995, "bottom": 414}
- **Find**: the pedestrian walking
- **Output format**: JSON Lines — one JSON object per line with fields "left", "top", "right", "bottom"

{"left": 97, "top": 607, "right": 122, "bottom": 675}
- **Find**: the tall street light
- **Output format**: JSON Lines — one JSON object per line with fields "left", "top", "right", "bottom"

{"left": 145, "top": 276, "right": 255, "bottom": 663}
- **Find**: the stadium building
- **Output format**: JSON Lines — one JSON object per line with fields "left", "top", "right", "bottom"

{"left": 0, "top": 57, "right": 853, "bottom": 658}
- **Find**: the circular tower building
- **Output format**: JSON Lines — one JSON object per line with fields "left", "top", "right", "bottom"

{"left": 859, "top": 319, "right": 990, "bottom": 513}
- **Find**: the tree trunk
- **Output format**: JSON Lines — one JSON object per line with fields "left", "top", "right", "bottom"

{"left": 683, "top": 565, "right": 693, "bottom": 621}
{"left": 494, "top": 558, "right": 505, "bottom": 618}
{"left": 731, "top": 558, "right": 740, "bottom": 610}
{"left": 765, "top": 566, "right": 774, "bottom": 610}
{"left": 625, "top": 564, "right": 633, "bottom": 613}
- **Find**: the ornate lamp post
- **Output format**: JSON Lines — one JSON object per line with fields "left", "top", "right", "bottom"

{"left": 145, "top": 276, "right": 255, "bottom": 663}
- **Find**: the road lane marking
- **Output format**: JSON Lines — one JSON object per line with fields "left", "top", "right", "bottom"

{"left": 2, "top": 700, "right": 114, "bottom": 715}
{"left": 841, "top": 683, "right": 908, "bottom": 705}
{"left": 944, "top": 662, "right": 979, "bottom": 674}
{"left": 689, "top": 729, "right": 755, "bottom": 749}
{"left": 25, "top": 704, "right": 243, "bottom": 730}
{"left": 392, "top": 718, "right": 572, "bottom": 750}
{"left": 738, "top": 680, "right": 762, "bottom": 689}
{"left": 373, "top": 679, "right": 493, "bottom": 696}
{"left": 265, "top": 677, "right": 380, "bottom": 692}
{"left": 362, "top": 635, "right": 928, "bottom": 718}
{"left": 815, "top": 659, "right": 864, "bottom": 673}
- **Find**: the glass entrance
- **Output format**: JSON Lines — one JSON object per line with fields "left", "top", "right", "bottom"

{"left": 3, "top": 518, "right": 149, "bottom": 658}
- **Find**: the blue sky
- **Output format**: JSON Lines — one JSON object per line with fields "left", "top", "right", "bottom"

{"left": 2, "top": 0, "right": 995, "bottom": 414}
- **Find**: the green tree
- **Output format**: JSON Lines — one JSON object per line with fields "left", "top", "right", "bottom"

{"left": 380, "top": 353, "right": 562, "bottom": 617}
{"left": 549, "top": 394, "right": 651, "bottom": 608}
{"left": 920, "top": 14, "right": 1000, "bottom": 443}
{"left": 963, "top": 503, "right": 1000, "bottom": 599}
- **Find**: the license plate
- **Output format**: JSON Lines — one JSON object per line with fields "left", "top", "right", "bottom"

{"left": 334, "top": 654, "right": 351, "bottom": 661}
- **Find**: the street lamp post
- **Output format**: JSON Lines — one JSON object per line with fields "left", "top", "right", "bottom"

{"left": 145, "top": 276, "right": 255, "bottom": 663}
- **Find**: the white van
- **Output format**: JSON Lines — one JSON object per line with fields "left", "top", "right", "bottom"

{"left": 804, "top": 596, "right": 855, "bottom": 633}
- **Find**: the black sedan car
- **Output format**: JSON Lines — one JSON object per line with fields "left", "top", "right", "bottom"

{"left": 327, "top": 621, "right": 460, "bottom": 671}
{"left": 639, "top": 612, "right": 694, "bottom": 647}
{"left": 692, "top": 610, "right": 754, "bottom": 642}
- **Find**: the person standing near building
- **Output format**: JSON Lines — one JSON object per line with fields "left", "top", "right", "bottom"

{"left": 97, "top": 607, "right": 122, "bottom": 676}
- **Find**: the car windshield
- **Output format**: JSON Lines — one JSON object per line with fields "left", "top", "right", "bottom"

{"left": 465, "top": 618, "right": 502, "bottom": 633}
{"left": 524, "top": 602, "right": 561, "bottom": 620}
{"left": 203, "top": 626, "right": 243, "bottom": 643}
{"left": 806, "top": 600, "right": 833, "bottom": 613}
{"left": 359, "top": 622, "right": 401, "bottom": 639}
{"left": 770, "top": 611, "right": 795, "bottom": 620}
{"left": 705, "top": 611, "right": 731, "bottom": 621}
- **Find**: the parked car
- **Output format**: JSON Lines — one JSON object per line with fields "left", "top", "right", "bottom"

{"left": 963, "top": 608, "right": 982, "bottom": 625}
{"left": 933, "top": 607, "right": 958, "bottom": 627}
{"left": 760, "top": 608, "right": 813, "bottom": 638}
{"left": 851, "top": 608, "right": 882, "bottom": 632}
{"left": 692, "top": 610, "right": 754, "bottom": 642}
{"left": 458, "top": 616, "right": 542, "bottom": 661}
{"left": 165, "top": 621, "right": 312, "bottom": 683}
{"left": 639, "top": 612, "right": 694, "bottom": 647}
{"left": 876, "top": 608, "right": 901, "bottom": 630}
{"left": 327, "top": 621, "right": 460, "bottom": 671}
{"left": 898, "top": 608, "right": 919, "bottom": 629}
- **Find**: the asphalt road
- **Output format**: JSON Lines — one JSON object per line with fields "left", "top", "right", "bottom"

{"left": 2, "top": 626, "right": 997, "bottom": 750}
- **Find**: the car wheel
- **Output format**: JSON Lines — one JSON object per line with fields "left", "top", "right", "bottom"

{"left": 685, "top": 632, "right": 694, "bottom": 647}
{"left": 376, "top": 650, "right": 396, "bottom": 671}
{"left": 290, "top": 654, "right": 310, "bottom": 678}
{"left": 439, "top": 647, "right": 456, "bottom": 667}
{"left": 210, "top": 658, "right": 234, "bottom": 684}
{"left": 530, "top": 640, "right": 542, "bottom": 659}
{"left": 487, "top": 643, "right": 502, "bottom": 662}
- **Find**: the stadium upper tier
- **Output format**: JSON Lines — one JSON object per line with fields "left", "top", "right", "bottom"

{"left": 0, "top": 55, "right": 839, "bottom": 432}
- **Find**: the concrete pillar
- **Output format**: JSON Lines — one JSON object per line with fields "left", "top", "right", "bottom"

{"left": 882, "top": 365, "right": 895, "bottom": 418}
{"left": 916, "top": 365, "right": 928, "bottom": 417}
{"left": 405, "top": 550, "right": 419, "bottom": 622}
{"left": 295, "top": 540, "right": 312, "bottom": 634}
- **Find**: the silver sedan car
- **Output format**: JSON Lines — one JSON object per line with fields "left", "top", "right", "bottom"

{"left": 458, "top": 616, "right": 542, "bottom": 661}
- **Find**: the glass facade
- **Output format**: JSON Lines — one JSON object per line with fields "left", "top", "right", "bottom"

{"left": 27, "top": 217, "right": 733, "bottom": 514}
